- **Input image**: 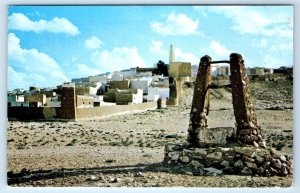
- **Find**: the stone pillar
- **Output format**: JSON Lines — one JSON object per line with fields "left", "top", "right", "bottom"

{"left": 166, "top": 77, "right": 179, "bottom": 106}
{"left": 229, "top": 53, "right": 264, "bottom": 147}
{"left": 157, "top": 98, "right": 162, "bottom": 109}
{"left": 60, "top": 86, "right": 77, "bottom": 121}
{"left": 187, "top": 55, "right": 211, "bottom": 147}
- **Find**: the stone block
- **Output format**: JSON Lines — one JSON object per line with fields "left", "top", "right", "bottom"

{"left": 179, "top": 156, "right": 190, "bottom": 163}
{"left": 244, "top": 161, "right": 257, "bottom": 169}
{"left": 206, "top": 152, "right": 223, "bottom": 160}
{"left": 220, "top": 160, "right": 230, "bottom": 168}
{"left": 188, "top": 160, "right": 204, "bottom": 169}
{"left": 241, "top": 167, "right": 252, "bottom": 175}
{"left": 234, "top": 159, "right": 244, "bottom": 169}
{"left": 234, "top": 146, "right": 257, "bottom": 157}
{"left": 203, "top": 167, "right": 223, "bottom": 176}
{"left": 194, "top": 148, "right": 208, "bottom": 156}
{"left": 198, "top": 127, "right": 235, "bottom": 146}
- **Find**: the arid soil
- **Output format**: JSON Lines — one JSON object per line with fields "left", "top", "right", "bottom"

{"left": 7, "top": 79, "right": 293, "bottom": 187}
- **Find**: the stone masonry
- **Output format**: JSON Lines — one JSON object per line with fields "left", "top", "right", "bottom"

{"left": 164, "top": 53, "right": 293, "bottom": 177}
{"left": 187, "top": 55, "right": 211, "bottom": 147}
{"left": 60, "top": 86, "right": 77, "bottom": 120}
{"left": 164, "top": 143, "right": 293, "bottom": 177}
{"left": 229, "top": 53, "right": 264, "bottom": 147}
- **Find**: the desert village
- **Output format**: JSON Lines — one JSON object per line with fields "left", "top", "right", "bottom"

{"left": 6, "top": 43, "right": 294, "bottom": 186}
{"left": 7, "top": 44, "right": 293, "bottom": 121}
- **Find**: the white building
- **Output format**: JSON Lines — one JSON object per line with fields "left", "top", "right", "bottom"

{"left": 147, "top": 87, "right": 169, "bottom": 101}
{"left": 130, "top": 77, "right": 152, "bottom": 94}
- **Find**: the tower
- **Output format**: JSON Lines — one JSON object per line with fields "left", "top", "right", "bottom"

{"left": 169, "top": 44, "right": 175, "bottom": 65}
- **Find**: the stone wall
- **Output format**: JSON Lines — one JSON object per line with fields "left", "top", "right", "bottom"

{"left": 76, "top": 95, "right": 94, "bottom": 108}
{"left": 8, "top": 107, "right": 59, "bottom": 120}
{"left": 109, "top": 80, "right": 130, "bottom": 89}
{"left": 24, "top": 93, "right": 46, "bottom": 105}
{"left": 164, "top": 143, "right": 293, "bottom": 177}
{"left": 76, "top": 101, "right": 157, "bottom": 119}
{"left": 169, "top": 62, "right": 192, "bottom": 78}
{"left": 116, "top": 94, "right": 133, "bottom": 105}
{"left": 75, "top": 87, "right": 90, "bottom": 95}
{"left": 60, "top": 87, "right": 77, "bottom": 120}
{"left": 104, "top": 89, "right": 117, "bottom": 102}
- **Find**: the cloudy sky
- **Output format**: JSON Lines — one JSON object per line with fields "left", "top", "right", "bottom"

{"left": 7, "top": 5, "right": 293, "bottom": 90}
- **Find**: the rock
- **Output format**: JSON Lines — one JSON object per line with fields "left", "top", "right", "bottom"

{"left": 183, "top": 149, "right": 194, "bottom": 155}
{"left": 87, "top": 175, "right": 98, "bottom": 181}
{"left": 134, "top": 172, "right": 144, "bottom": 177}
{"left": 206, "top": 152, "right": 222, "bottom": 160}
{"left": 269, "top": 148, "right": 279, "bottom": 156}
{"left": 272, "top": 159, "right": 282, "bottom": 169}
{"left": 168, "top": 152, "right": 180, "bottom": 161}
{"left": 165, "top": 134, "right": 178, "bottom": 139}
{"left": 179, "top": 156, "right": 190, "bottom": 163}
{"left": 185, "top": 171, "right": 193, "bottom": 175}
{"left": 203, "top": 167, "right": 223, "bottom": 176}
{"left": 234, "top": 147, "right": 256, "bottom": 157}
{"left": 241, "top": 167, "right": 252, "bottom": 175}
{"left": 281, "top": 165, "right": 288, "bottom": 175}
{"left": 244, "top": 161, "right": 257, "bottom": 169}
{"left": 262, "top": 161, "right": 271, "bottom": 169}
{"left": 234, "top": 159, "right": 244, "bottom": 169}
{"left": 280, "top": 155, "right": 287, "bottom": 162}
{"left": 258, "top": 141, "right": 267, "bottom": 148}
{"left": 220, "top": 160, "right": 230, "bottom": 168}
{"left": 242, "top": 155, "right": 255, "bottom": 163}
{"left": 222, "top": 167, "right": 236, "bottom": 174}
{"left": 109, "top": 177, "right": 119, "bottom": 183}
{"left": 188, "top": 160, "right": 204, "bottom": 169}
{"left": 220, "top": 148, "right": 231, "bottom": 152}
{"left": 269, "top": 167, "right": 278, "bottom": 175}
{"left": 255, "top": 155, "right": 264, "bottom": 164}
{"left": 195, "top": 148, "right": 207, "bottom": 155}
{"left": 256, "top": 167, "right": 264, "bottom": 175}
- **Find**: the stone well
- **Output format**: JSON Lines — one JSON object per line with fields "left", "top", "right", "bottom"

{"left": 164, "top": 143, "right": 293, "bottom": 176}
{"left": 164, "top": 53, "right": 293, "bottom": 177}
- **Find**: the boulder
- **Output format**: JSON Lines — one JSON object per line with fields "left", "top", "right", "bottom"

{"left": 203, "top": 167, "right": 223, "bottom": 176}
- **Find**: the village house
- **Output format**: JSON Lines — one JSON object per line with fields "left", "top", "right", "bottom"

{"left": 169, "top": 62, "right": 192, "bottom": 78}
{"left": 130, "top": 77, "right": 152, "bottom": 95}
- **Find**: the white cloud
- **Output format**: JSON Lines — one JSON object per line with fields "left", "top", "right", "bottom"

{"left": 263, "top": 55, "right": 279, "bottom": 68}
{"left": 85, "top": 36, "right": 103, "bottom": 50}
{"left": 150, "top": 12, "right": 199, "bottom": 35}
{"left": 260, "top": 38, "right": 268, "bottom": 47}
{"left": 271, "top": 42, "right": 293, "bottom": 51}
{"left": 174, "top": 47, "right": 199, "bottom": 65}
{"left": 149, "top": 40, "right": 168, "bottom": 55}
{"left": 8, "top": 13, "right": 79, "bottom": 35}
{"left": 91, "top": 47, "right": 146, "bottom": 71}
{"left": 209, "top": 40, "right": 232, "bottom": 57}
{"left": 207, "top": 6, "right": 292, "bottom": 38}
{"left": 76, "top": 64, "right": 102, "bottom": 77}
{"left": 193, "top": 6, "right": 208, "bottom": 17}
{"left": 8, "top": 33, "right": 69, "bottom": 90}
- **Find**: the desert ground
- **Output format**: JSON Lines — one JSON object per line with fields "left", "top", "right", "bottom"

{"left": 7, "top": 79, "right": 293, "bottom": 187}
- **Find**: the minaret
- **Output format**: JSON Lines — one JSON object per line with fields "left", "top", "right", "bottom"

{"left": 169, "top": 44, "right": 175, "bottom": 65}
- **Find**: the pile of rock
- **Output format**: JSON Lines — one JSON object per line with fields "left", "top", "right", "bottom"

{"left": 164, "top": 143, "right": 293, "bottom": 177}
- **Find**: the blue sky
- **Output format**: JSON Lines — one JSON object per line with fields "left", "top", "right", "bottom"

{"left": 7, "top": 5, "right": 293, "bottom": 90}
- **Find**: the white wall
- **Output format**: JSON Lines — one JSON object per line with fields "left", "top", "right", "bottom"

{"left": 130, "top": 80, "right": 149, "bottom": 94}
{"left": 148, "top": 87, "right": 169, "bottom": 101}
{"left": 132, "top": 89, "right": 143, "bottom": 104}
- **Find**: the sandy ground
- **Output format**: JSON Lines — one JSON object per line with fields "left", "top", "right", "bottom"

{"left": 7, "top": 80, "right": 294, "bottom": 187}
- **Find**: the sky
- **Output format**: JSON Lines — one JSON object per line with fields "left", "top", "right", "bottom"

{"left": 7, "top": 5, "right": 293, "bottom": 90}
